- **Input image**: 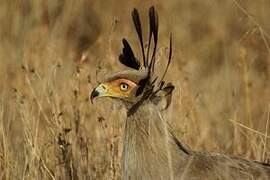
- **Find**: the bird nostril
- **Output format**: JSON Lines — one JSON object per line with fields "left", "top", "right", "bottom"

{"left": 100, "top": 84, "right": 106, "bottom": 90}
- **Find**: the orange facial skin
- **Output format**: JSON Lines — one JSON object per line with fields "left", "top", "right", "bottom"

{"left": 103, "top": 79, "right": 138, "bottom": 98}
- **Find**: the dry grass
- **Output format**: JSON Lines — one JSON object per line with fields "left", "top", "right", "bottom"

{"left": 0, "top": 0, "right": 269, "bottom": 179}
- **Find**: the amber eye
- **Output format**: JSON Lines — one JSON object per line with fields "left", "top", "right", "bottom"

{"left": 120, "top": 83, "right": 129, "bottom": 91}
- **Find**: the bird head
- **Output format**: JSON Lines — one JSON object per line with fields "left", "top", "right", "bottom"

{"left": 91, "top": 6, "right": 174, "bottom": 115}
{"left": 91, "top": 68, "right": 148, "bottom": 103}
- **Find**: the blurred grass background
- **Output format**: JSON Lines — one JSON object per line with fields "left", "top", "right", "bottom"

{"left": 0, "top": 0, "right": 269, "bottom": 179}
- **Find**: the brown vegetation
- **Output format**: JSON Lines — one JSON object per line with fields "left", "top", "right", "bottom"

{"left": 0, "top": 0, "right": 269, "bottom": 179}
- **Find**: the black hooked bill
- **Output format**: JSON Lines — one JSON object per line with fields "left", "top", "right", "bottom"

{"left": 90, "top": 88, "right": 100, "bottom": 104}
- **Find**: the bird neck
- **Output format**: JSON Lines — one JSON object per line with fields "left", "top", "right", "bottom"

{"left": 122, "top": 101, "right": 190, "bottom": 180}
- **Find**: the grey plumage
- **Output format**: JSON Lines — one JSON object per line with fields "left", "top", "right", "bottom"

{"left": 122, "top": 102, "right": 270, "bottom": 180}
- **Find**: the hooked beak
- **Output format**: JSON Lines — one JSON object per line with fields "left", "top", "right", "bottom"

{"left": 90, "top": 84, "right": 107, "bottom": 104}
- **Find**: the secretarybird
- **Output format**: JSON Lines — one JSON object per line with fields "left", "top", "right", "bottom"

{"left": 91, "top": 6, "right": 270, "bottom": 180}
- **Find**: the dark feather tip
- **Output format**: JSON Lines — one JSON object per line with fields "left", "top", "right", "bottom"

{"left": 119, "top": 38, "right": 140, "bottom": 70}
{"left": 149, "top": 6, "right": 159, "bottom": 70}
{"left": 149, "top": 6, "right": 158, "bottom": 44}
{"left": 135, "top": 77, "right": 149, "bottom": 96}
{"left": 132, "top": 8, "right": 146, "bottom": 67}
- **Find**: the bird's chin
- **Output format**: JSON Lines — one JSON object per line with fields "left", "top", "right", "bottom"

{"left": 100, "top": 97, "right": 135, "bottom": 109}
{"left": 90, "top": 92, "right": 137, "bottom": 111}
{"left": 98, "top": 96, "right": 133, "bottom": 104}
{"left": 112, "top": 98, "right": 134, "bottom": 107}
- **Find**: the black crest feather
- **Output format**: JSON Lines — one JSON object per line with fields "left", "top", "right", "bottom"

{"left": 135, "top": 77, "right": 149, "bottom": 96}
{"left": 119, "top": 39, "right": 140, "bottom": 70}
{"left": 119, "top": 6, "right": 174, "bottom": 105}
{"left": 132, "top": 8, "right": 146, "bottom": 67}
{"left": 118, "top": 6, "right": 175, "bottom": 114}
{"left": 149, "top": 6, "right": 159, "bottom": 70}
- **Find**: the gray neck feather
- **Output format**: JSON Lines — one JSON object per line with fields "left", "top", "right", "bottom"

{"left": 122, "top": 101, "right": 190, "bottom": 180}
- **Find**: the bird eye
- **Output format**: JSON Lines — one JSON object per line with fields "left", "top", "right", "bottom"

{"left": 120, "top": 83, "right": 129, "bottom": 91}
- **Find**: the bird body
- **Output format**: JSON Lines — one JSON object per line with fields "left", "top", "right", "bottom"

{"left": 122, "top": 101, "right": 270, "bottom": 180}
{"left": 91, "top": 6, "right": 270, "bottom": 180}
